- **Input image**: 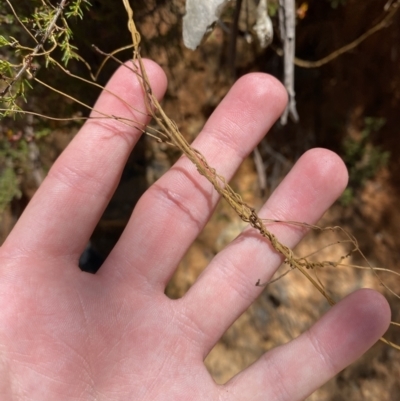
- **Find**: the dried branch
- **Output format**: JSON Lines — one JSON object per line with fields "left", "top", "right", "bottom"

{"left": 279, "top": 0, "right": 299, "bottom": 124}
{"left": 275, "top": 0, "right": 400, "bottom": 69}
{"left": 228, "top": 0, "right": 243, "bottom": 79}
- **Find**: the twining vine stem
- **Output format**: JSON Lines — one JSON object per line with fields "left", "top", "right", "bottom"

{"left": 120, "top": 0, "right": 399, "bottom": 350}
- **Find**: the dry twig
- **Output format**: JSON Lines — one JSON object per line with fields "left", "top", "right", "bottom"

{"left": 275, "top": 0, "right": 400, "bottom": 69}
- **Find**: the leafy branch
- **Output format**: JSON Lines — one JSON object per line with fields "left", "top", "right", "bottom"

{"left": 0, "top": 0, "right": 90, "bottom": 116}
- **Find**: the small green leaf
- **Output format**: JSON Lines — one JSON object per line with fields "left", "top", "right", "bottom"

{"left": 0, "top": 35, "right": 11, "bottom": 47}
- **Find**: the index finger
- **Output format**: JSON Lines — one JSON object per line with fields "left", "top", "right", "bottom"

{"left": 2, "top": 59, "right": 167, "bottom": 264}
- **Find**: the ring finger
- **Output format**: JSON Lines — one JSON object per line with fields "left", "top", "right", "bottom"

{"left": 183, "top": 148, "right": 349, "bottom": 354}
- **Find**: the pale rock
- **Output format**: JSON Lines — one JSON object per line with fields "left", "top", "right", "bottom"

{"left": 183, "top": 0, "right": 231, "bottom": 50}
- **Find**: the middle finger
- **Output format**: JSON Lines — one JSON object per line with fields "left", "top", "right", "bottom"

{"left": 100, "top": 73, "right": 287, "bottom": 288}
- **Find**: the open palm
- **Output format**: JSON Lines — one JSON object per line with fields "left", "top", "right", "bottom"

{"left": 0, "top": 60, "right": 390, "bottom": 401}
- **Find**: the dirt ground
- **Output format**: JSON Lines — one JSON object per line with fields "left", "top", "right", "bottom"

{"left": 2, "top": 0, "right": 400, "bottom": 399}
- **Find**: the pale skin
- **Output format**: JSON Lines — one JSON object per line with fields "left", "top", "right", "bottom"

{"left": 0, "top": 59, "right": 391, "bottom": 401}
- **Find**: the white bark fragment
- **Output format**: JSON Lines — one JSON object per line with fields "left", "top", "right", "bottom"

{"left": 183, "top": 0, "right": 231, "bottom": 50}
{"left": 254, "top": 0, "right": 273, "bottom": 48}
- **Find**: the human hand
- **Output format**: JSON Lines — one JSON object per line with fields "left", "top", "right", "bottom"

{"left": 0, "top": 60, "right": 390, "bottom": 401}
